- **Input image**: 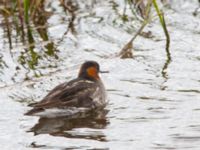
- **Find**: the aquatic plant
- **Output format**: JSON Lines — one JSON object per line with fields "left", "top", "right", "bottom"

{"left": 152, "top": 0, "right": 171, "bottom": 79}
{"left": 119, "top": 0, "right": 170, "bottom": 59}
{"left": 0, "top": 0, "right": 57, "bottom": 71}
{"left": 152, "top": 0, "right": 170, "bottom": 52}
{"left": 0, "top": 0, "right": 171, "bottom": 77}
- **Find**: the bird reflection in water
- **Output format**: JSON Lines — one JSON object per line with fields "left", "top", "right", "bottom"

{"left": 28, "top": 109, "right": 109, "bottom": 141}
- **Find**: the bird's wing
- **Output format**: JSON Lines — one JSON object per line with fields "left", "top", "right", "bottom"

{"left": 31, "top": 79, "right": 97, "bottom": 109}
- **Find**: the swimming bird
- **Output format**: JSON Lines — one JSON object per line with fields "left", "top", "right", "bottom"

{"left": 25, "top": 61, "right": 107, "bottom": 118}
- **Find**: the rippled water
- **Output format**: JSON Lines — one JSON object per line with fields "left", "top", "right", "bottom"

{"left": 0, "top": 0, "right": 200, "bottom": 149}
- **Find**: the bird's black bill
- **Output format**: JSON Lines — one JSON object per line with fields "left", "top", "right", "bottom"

{"left": 100, "top": 70, "right": 109, "bottom": 73}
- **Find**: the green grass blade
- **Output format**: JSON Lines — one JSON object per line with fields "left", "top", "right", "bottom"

{"left": 24, "top": 0, "right": 30, "bottom": 24}
{"left": 152, "top": 0, "right": 170, "bottom": 51}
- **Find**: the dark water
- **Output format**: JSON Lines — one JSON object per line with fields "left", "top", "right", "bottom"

{"left": 0, "top": 0, "right": 200, "bottom": 149}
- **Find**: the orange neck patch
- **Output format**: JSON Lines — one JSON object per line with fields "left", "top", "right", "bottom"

{"left": 87, "top": 67, "right": 99, "bottom": 80}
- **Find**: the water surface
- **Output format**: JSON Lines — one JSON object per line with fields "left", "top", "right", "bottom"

{"left": 0, "top": 0, "right": 200, "bottom": 149}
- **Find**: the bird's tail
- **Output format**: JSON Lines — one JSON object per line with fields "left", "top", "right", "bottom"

{"left": 25, "top": 107, "right": 44, "bottom": 116}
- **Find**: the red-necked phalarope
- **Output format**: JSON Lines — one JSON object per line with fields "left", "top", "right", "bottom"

{"left": 25, "top": 61, "right": 107, "bottom": 118}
